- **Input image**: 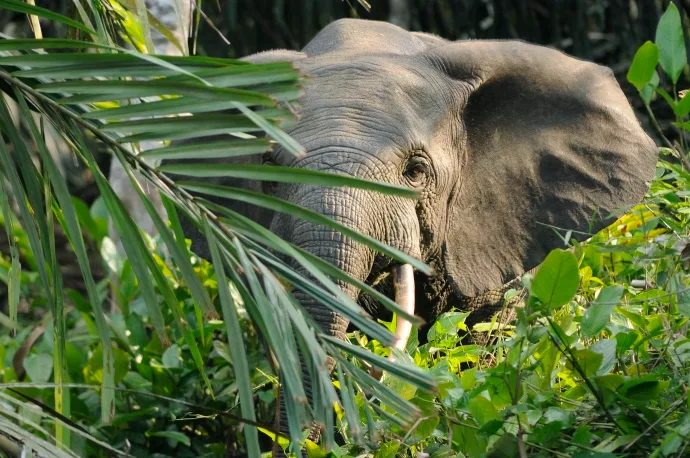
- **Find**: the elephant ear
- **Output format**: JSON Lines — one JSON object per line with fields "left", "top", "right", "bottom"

{"left": 435, "top": 41, "right": 658, "bottom": 297}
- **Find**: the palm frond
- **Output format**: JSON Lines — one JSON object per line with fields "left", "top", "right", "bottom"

{"left": 0, "top": 5, "right": 435, "bottom": 454}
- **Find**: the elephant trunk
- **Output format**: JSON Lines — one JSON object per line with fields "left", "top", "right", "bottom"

{"left": 271, "top": 183, "right": 420, "bottom": 453}
{"left": 273, "top": 228, "right": 371, "bottom": 456}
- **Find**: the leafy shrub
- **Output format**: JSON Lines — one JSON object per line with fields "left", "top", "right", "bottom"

{"left": 2, "top": 3, "right": 690, "bottom": 458}
{"left": 313, "top": 4, "right": 690, "bottom": 457}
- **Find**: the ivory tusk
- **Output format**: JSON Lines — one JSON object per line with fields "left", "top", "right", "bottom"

{"left": 391, "top": 263, "right": 415, "bottom": 356}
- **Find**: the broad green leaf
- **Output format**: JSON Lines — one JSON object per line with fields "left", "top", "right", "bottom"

{"left": 374, "top": 441, "right": 400, "bottom": 458}
{"left": 675, "top": 90, "right": 690, "bottom": 117}
{"left": 567, "top": 348, "right": 602, "bottom": 378}
{"left": 202, "top": 216, "right": 260, "bottom": 457}
{"left": 590, "top": 338, "right": 617, "bottom": 375}
{"left": 468, "top": 395, "right": 498, "bottom": 426}
{"left": 85, "top": 344, "right": 130, "bottom": 385}
{"left": 544, "top": 407, "right": 574, "bottom": 427}
{"left": 147, "top": 431, "right": 190, "bottom": 447}
{"left": 580, "top": 286, "right": 624, "bottom": 337}
{"left": 655, "top": 2, "right": 687, "bottom": 83}
{"left": 531, "top": 249, "right": 580, "bottom": 308}
{"left": 426, "top": 311, "right": 470, "bottom": 341}
{"left": 641, "top": 70, "right": 660, "bottom": 105}
{"left": 619, "top": 376, "right": 670, "bottom": 402}
{"left": 615, "top": 330, "right": 638, "bottom": 353}
{"left": 627, "top": 41, "right": 659, "bottom": 90}
{"left": 659, "top": 415, "right": 690, "bottom": 456}
{"left": 23, "top": 353, "right": 53, "bottom": 383}
{"left": 161, "top": 345, "right": 180, "bottom": 368}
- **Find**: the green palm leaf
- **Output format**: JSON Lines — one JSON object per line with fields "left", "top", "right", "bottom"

{"left": 0, "top": 7, "right": 435, "bottom": 456}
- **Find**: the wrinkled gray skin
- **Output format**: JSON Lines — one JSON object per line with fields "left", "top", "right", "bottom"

{"left": 172, "top": 19, "right": 658, "bottom": 452}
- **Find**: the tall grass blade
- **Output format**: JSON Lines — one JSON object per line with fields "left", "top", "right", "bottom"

{"left": 0, "top": 181, "right": 19, "bottom": 334}
{"left": 202, "top": 215, "right": 260, "bottom": 457}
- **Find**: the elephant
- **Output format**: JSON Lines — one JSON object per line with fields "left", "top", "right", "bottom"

{"left": 167, "top": 18, "right": 658, "bottom": 454}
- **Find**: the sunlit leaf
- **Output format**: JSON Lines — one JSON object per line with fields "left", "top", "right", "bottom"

{"left": 531, "top": 249, "right": 580, "bottom": 309}
{"left": 627, "top": 41, "right": 659, "bottom": 91}
{"left": 580, "top": 286, "right": 625, "bottom": 338}
{"left": 655, "top": 2, "right": 687, "bottom": 83}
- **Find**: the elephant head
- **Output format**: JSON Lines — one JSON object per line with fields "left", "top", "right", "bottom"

{"left": 171, "top": 18, "right": 657, "bottom": 449}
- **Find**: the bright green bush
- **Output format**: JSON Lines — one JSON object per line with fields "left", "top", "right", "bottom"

{"left": 319, "top": 4, "right": 690, "bottom": 457}
{"left": 2, "top": 3, "right": 690, "bottom": 458}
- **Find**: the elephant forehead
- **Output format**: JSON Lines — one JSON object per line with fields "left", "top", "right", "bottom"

{"left": 302, "top": 18, "right": 429, "bottom": 57}
{"left": 288, "top": 57, "right": 457, "bottom": 154}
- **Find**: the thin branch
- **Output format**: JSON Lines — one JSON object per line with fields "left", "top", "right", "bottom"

{"left": 547, "top": 318, "right": 624, "bottom": 433}
{"left": 622, "top": 394, "right": 687, "bottom": 452}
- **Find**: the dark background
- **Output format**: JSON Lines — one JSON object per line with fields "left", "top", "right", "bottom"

{"left": 198, "top": 0, "right": 678, "bottom": 70}
{"left": 1, "top": 0, "right": 686, "bottom": 67}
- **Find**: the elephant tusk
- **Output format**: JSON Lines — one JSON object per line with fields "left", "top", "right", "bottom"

{"left": 391, "top": 263, "right": 415, "bottom": 357}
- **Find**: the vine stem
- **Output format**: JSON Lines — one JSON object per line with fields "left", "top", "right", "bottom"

{"left": 644, "top": 103, "right": 690, "bottom": 173}
{"left": 546, "top": 318, "right": 624, "bottom": 433}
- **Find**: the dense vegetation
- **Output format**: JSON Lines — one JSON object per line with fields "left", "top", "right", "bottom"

{"left": 1, "top": 1, "right": 690, "bottom": 457}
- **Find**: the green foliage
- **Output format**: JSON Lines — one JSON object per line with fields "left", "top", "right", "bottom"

{"left": 321, "top": 150, "right": 689, "bottom": 457}
{"left": 0, "top": 214, "right": 279, "bottom": 457}
{"left": 655, "top": 3, "right": 686, "bottom": 85}
{"left": 626, "top": 41, "right": 658, "bottom": 91}
{"left": 0, "top": 0, "right": 438, "bottom": 456}
{"left": 2, "top": 2, "right": 690, "bottom": 458}
{"left": 317, "top": 4, "right": 690, "bottom": 456}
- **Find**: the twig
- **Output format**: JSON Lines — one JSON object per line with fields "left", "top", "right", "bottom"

{"left": 0, "top": 435, "right": 21, "bottom": 458}
{"left": 645, "top": 104, "right": 676, "bottom": 151}
{"left": 0, "top": 382, "right": 284, "bottom": 434}
{"left": 644, "top": 104, "right": 690, "bottom": 173}
{"left": 622, "top": 394, "right": 687, "bottom": 452}
{"left": 24, "top": 0, "right": 43, "bottom": 40}
{"left": 547, "top": 318, "right": 624, "bottom": 433}
{"left": 190, "top": 0, "right": 231, "bottom": 45}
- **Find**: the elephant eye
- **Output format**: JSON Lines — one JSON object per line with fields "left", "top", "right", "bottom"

{"left": 404, "top": 156, "right": 430, "bottom": 184}
{"left": 262, "top": 151, "right": 275, "bottom": 166}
